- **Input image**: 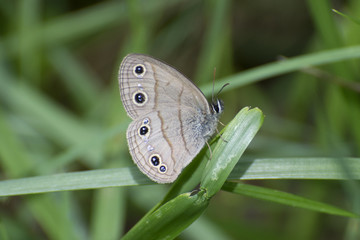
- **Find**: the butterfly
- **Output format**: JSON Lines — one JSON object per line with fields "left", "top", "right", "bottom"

{"left": 118, "top": 54, "right": 223, "bottom": 183}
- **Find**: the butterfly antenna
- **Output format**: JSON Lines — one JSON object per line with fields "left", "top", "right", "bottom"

{"left": 212, "top": 67, "right": 216, "bottom": 103}
{"left": 216, "top": 83, "right": 230, "bottom": 99}
{"left": 205, "top": 141, "right": 213, "bottom": 160}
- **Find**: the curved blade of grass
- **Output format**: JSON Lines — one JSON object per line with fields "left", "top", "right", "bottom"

{"left": 155, "top": 148, "right": 209, "bottom": 208}
{"left": 195, "top": 0, "right": 231, "bottom": 84}
{"left": 122, "top": 189, "right": 209, "bottom": 240}
{"left": 222, "top": 182, "right": 358, "bottom": 218}
{"left": 0, "top": 167, "right": 153, "bottom": 197}
{"left": 0, "top": 110, "right": 32, "bottom": 177}
{"left": 332, "top": 9, "right": 360, "bottom": 25}
{"left": 155, "top": 107, "right": 264, "bottom": 209}
{"left": 90, "top": 187, "right": 125, "bottom": 240}
{"left": 202, "top": 45, "right": 360, "bottom": 96}
{"left": 2, "top": 157, "right": 360, "bottom": 197}
{"left": 229, "top": 157, "right": 360, "bottom": 180}
{"left": 122, "top": 107, "right": 264, "bottom": 239}
{"left": 201, "top": 107, "right": 264, "bottom": 197}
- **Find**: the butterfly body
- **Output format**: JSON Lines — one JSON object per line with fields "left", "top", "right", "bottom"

{"left": 119, "top": 54, "right": 222, "bottom": 183}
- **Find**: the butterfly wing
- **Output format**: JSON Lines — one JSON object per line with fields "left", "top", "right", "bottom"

{"left": 119, "top": 54, "right": 213, "bottom": 183}
{"left": 127, "top": 110, "right": 206, "bottom": 183}
{"left": 119, "top": 54, "right": 211, "bottom": 119}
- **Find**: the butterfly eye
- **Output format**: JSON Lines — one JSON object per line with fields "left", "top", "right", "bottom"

{"left": 132, "top": 90, "right": 148, "bottom": 106}
{"left": 149, "top": 154, "right": 161, "bottom": 167}
{"left": 212, "top": 103, "right": 219, "bottom": 113}
{"left": 212, "top": 99, "right": 224, "bottom": 114}
{"left": 133, "top": 64, "right": 146, "bottom": 78}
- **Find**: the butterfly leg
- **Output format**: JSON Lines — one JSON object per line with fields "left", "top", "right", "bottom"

{"left": 205, "top": 140, "right": 213, "bottom": 160}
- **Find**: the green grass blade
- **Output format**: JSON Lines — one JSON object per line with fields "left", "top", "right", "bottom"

{"left": 183, "top": 217, "right": 232, "bottom": 240}
{"left": 307, "top": 0, "right": 344, "bottom": 49}
{"left": 229, "top": 157, "right": 360, "bottom": 180}
{"left": 0, "top": 222, "right": 9, "bottom": 240}
{"left": 0, "top": 110, "right": 32, "bottom": 177}
{"left": 202, "top": 45, "right": 360, "bottom": 96}
{"left": 195, "top": 0, "right": 231, "bottom": 84}
{"left": 0, "top": 168, "right": 152, "bottom": 197}
{"left": 332, "top": 9, "right": 360, "bottom": 25}
{"left": 2, "top": 157, "right": 359, "bottom": 197}
{"left": 47, "top": 47, "right": 100, "bottom": 112}
{"left": 90, "top": 188, "right": 125, "bottom": 240}
{"left": 17, "top": 0, "right": 41, "bottom": 85}
{"left": 201, "top": 107, "right": 264, "bottom": 197}
{"left": 222, "top": 182, "right": 358, "bottom": 218}
{"left": 156, "top": 148, "right": 209, "bottom": 207}
{"left": 122, "top": 190, "right": 209, "bottom": 240}
{"left": 27, "top": 195, "right": 82, "bottom": 240}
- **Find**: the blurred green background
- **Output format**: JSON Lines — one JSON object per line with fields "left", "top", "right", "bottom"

{"left": 1, "top": 0, "right": 360, "bottom": 239}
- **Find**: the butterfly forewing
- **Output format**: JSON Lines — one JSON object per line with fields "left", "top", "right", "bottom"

{"left": 119, "top": 54, "right": 211, "bottom": 118}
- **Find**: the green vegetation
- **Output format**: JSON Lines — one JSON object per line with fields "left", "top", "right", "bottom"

{"left": 0, "top": 1, "right": 359, "bottom": 239}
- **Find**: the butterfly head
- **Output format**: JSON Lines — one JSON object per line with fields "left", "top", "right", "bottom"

{"left": 211, "top": 83, "right": 228, "bottom": 116}
{"left": 211, "top": 99, "right": 224, "bottom": 115}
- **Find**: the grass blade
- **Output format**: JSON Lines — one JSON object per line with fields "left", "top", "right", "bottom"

{"left": 222, "top": 182, "right": 358, "bottom": 218}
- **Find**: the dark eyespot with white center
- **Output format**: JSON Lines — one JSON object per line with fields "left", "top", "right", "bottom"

{"left": 132, "top": 90, "right": 148, "bottom": 106}
{"left": 139, "top": 126, "right": 148, "bottom": 135}
{"left": 149, "top": 154, "right": 161, "bottom": 167}
{"left": 159, "top": 165, "right": 167, "bottom": 173}
{"left": 135, "top": 93, "right": 145, "bottom": 103}
{"left": 133, "top": 64, "right": 146, "bottom": 78}
{"left": 138, "top": 122, "right": 150, "bottom": 138}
